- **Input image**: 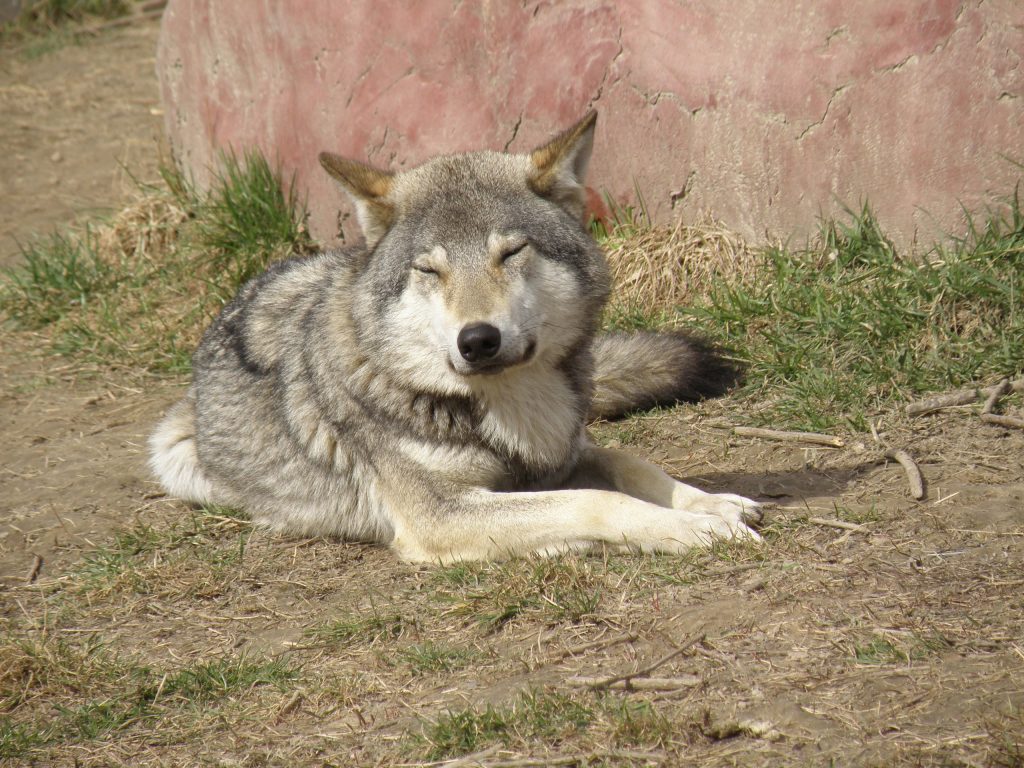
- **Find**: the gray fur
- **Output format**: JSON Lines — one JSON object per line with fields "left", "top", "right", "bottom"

{"left": 150, "top": 112, "right": 761, "bottom": 562}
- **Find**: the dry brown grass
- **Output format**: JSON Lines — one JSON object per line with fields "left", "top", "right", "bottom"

{"left": 603, "top": 216, "right": 763, "bottom": 320}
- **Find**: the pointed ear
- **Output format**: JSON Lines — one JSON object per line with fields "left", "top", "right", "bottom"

{"left": 319, "top": 152, "right": 396, "bottom": 247}
{"left": 528, "top": 110, "right": 598, "bottom": 220}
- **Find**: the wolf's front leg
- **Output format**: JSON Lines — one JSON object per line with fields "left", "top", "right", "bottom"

{"left": 386, "top": 487, "right": 759, "bottom": 563}
{"left": 569, "top": 445, "right": 762, "bottom": 528}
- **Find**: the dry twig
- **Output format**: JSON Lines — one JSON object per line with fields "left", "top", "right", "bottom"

{"left": 731, "top": 426, "right": 844, "bottom": 448}
{"left": 884, "top": 448, "right": 926, "bottom": 500}
{"left": 580, "top": 631, "right": 705, "bottom": 690}
{"left": 25, "top": 554, "right": 43, "bottom": 584}
{"left": 566, "top": 675, "right": 700, "bottom": 690}
{"left": 807, "top": 517, "right": 866, "bottom": 532}
{"left": 460, "top": 751, "right": 666, "bottom": 767}
{"left": 906, "top": 378, "right": 1024, "bottom": 416}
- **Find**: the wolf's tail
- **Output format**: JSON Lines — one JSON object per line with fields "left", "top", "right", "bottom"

{"left": 588, "top": 331, "right": 743, "bottom": 420}
{"left": 148, "top": 387, "right": 213, "bottom": 504}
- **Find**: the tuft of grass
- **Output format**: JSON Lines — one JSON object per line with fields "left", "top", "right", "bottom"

{"left": 0, "top": 151, "right": 313, "bottom": 373}
{"left": 1, "top": 229, "right": 115, "bottom": 328}
{"left": 417, "top": 689, "right": 677, "bottom": 761}
{"left": 397, "top": 642, "right": 476, "bottom": 675}
{"left": 197, "top": 149, "right": 311, "bottom": 298}
{"left": 16, "top": 0, "right": 132, "bottom": 27}
{"left": 434, "top": 557, "right": 603, "bottom": 630}
{"left": 420, "top": 690, "right": 594, "bottom": 761}
{"left": 307, "top": 609, "right": 411, "bottom": 647}
{"left": 852, "top": 632, "right": 949, "bottom": 665}
{"left": 155, "top": 655, "right": 298, "bottom": 703}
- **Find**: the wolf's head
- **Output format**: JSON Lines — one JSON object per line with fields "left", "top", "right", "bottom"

{"left": 320, "top": 113, "right": 610, "bottom": 396}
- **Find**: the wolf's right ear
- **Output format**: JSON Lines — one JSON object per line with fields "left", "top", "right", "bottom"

{"left": 319, "top": 152, "right": 396, "bottom": 247}
{"left": 528, "top": 110, "right": 598, "bottom": 221}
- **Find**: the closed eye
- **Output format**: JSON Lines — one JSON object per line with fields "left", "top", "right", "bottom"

{"left": 412, "top": 264, "right": 439, "bottom": 276}
{"left": 500, "top": 241, "right": 529, "bottom": 263}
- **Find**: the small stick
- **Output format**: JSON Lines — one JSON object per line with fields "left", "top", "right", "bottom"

{"left": 905, "top": 390, "right": 980, "bottom": 415}
{"left": 732, "top": 426, "right": 844, "bottom": 448}
{"left": 477, "top": 751, "right": 666, "bottom": 768}
{"left": 566, "top": 675, "right": 700, "bottom": 691}
{"left": 982, "top": 379, "right": 1010, "bottom": 415}
{"left": 884, "top": 448, "right": 925, "bottom": 500}
{"left": 807, "top": 517, "right": 865, "bottom": 532}
{"left": 274, "top": 691, "right": 303, "bottom": 722}
{"left": 26, "top": 554, "right": 43, "bottom": 584}
{"left": 583, "top": 631, "right": 705, "bottom": 690}
{"left": 981, "top": 413, "right": 1024, "bottom": 429}
{"left": 906, "top": 378, "right": 1024, "bottom": 416}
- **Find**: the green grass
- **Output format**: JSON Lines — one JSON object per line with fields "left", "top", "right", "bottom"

{"left": 852, "top": 633, "right": 949, "bottom": 665}
{"left": 3, "top": 229, "right": 115, "bottom": 328}
{"left": 307, "top": 609, "right": 411, "bottom": 647}
{"left": 397, "top": 642, "right": 476, "bottom": 675}
{"left": 71, "top": 506, "right": 250, "bottom": 592}
{"left": 0, "top": 150, "right": 313, "bottom": 373}
{"left": 672, "top": 196, "right": 1024, "bottom": 431}
{"left": 417, "top": 689, "right": 675, "bottom": 761}
{"left": 420, "top": 690, "right": 594, "bottom": 761}
{"left": 433, "top": 557, "right": 603, "bottom": 630}
{"left": 0, "top": 633, "right": 298, "bottom": 760}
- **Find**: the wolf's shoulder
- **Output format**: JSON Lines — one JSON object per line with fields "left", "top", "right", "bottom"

{"left": 194, "top": 247, "right": 361, "bottom": 374}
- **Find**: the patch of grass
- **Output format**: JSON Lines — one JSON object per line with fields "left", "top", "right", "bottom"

{"left": 417, "top": 690, "right": 676, "bottom": 761}
{"left": 987, "top": 709, "right": 1024, "bottom": 768}
{"left": 420, "top": 690, "right": 594, "bottom": 761}
{"left": 156, "top": 655, "right": 298, "bottom": 703}
{"left": 198, "top": 149, "right": 311, "bottom": 298}
{"left": 604, "top": 698, "right": 674, "bottom": 748}
{"left": 0, "top": 632, "right": 299, "bottom": 760}
{"left": 435, "top": 557, "right": 603, "bottom": 630}
{"left": 17, "top": 0, "right": 132, "bottom": 27}
{"left": 0, "top": 151, "right": 313, "bottom": 373}
{"left": 397, "top": 642, "right": 476, "bottom": 675}
{"left": 307, "top": 609, "right": 411, "bottom": 647}
{"left": 64, "top": 507, "right": 252, "bottom": 600}
{"left": 678, "top": 198, "right": 1024, "bottom": 431}
{"left": 601, "top": 193, "right": 1023, "bottom": 431}
{"left": 852, "top": 632, "right": 948, "bottom": 665}
{"left": 1, "top": 229, "right": 115, "bottom": 328}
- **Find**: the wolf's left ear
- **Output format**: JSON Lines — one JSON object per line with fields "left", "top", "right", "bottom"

{"left": 528, "top": 110, "right": 598, "bottom": 220}
{"left": 319, "top": 152, "right": 396, "bottom": 248}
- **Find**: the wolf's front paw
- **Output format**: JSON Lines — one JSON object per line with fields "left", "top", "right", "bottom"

{"left": 687, "top": 512, "right": 762, "bottom": 546}
{"left": 672, "top": 485, "right": 763, "bottom": 527}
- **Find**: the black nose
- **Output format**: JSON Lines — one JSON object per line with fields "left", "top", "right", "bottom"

{"left": 457, "top": 323, "right": 502, "bottom": 362}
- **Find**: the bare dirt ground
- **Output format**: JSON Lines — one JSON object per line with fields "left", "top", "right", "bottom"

{"left": 1, "top": 19, "right": 1023, "bottom": 768}
{"left": 0, "top": 21, "right": 164, "bottom": 267}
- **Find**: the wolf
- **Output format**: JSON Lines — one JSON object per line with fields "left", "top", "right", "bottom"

{"left": 149, "top": 111, "right": 762, "bottom": 562}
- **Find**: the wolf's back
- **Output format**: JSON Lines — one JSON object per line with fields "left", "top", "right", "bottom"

{"left": 588, "top": 331, "right": 742, "bottom": 420}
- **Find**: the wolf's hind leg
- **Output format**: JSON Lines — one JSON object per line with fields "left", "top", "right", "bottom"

{"left": 571, "top": 445, "right": 762, "bottom": 527}
{"left": 149, "top": 389, "right": 213, "bottom": 504}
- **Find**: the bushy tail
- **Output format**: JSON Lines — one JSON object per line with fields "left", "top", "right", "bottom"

{"left": 588, "top": 331, "right": 743, "bottom": 420}
{"left": 148, "top": 387, "right": 213, "bottom": 504}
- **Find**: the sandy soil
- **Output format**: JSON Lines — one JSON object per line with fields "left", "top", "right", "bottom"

{"left": 0, "top": 22, "right": 164, "bottom": 267}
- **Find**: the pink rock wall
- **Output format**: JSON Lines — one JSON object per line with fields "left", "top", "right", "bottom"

{"left": 157, "top": 0, "right": 1023, "bottom": 248}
